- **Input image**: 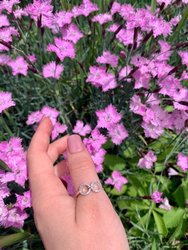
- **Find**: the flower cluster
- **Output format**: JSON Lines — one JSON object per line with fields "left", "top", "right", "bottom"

{"left": 0, "top": 138, "right": 31, "bottom": 228}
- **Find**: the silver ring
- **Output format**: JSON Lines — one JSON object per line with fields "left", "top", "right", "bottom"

{"left": 75, "top": 181, "right": 103, "bottom": 197}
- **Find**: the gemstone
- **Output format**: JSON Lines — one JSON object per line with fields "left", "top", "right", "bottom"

{"left": 91, "top": 181, "right": 102, "bottom": 192}
{"left": 79, "top": 184, "right": 90, "bottom": 195}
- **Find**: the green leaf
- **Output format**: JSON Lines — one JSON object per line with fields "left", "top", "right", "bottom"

{"left": 164, "top": 106, "right": 174, "bottom": 113}
{"left": 173, "top": 184, "right": 186, "bottom": 207}
{"left": 152, "top": 211, "right": 168, "bottom": 237}
{"left": 0, "top": 232, "right": 31, "bottom": 248}
{"left": 152, "top": 238, "right": 157, "bottom": 250}
{"left": 104, "top": 154, "right": 125, "bottom": 170}
{"left": 163, "top": 208, "right": 185, "bottom": 229}
{"left": 169, "top": 218, "right": 188, "bottom": 242}
{"left": 151, "top": 0, "right": 156, "bottom": 12}
{"left": 0, "top": 159, "right": 12, "bottom": 172}
{"left": 117, "top": 198, "right": 149, "bottom": 210}
{"left": 123, "top": 146, "right": 136, "bottom": 159}
{"left": 170, "top": 5, "right": 188, "bottom": 42}
{"left": 128, "top": 175, "right": 146, "bottom": 196}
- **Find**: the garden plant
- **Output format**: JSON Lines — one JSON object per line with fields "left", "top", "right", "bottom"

{"left": 0, "top": 0, "right": 188, "bottom": 249}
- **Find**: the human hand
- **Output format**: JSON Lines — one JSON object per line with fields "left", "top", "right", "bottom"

{"left": 27, "top": 117, "right": 129, "bottom": 250}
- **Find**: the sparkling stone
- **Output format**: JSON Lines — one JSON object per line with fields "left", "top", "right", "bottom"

{"left": 91, "top": 181, "right": 102, "bottom": 192}
{"left": 80, "top": 184, "right": 90, "bottom": 195}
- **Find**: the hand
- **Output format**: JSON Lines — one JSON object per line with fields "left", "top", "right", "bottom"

{"left": 27, "top": 117, "right": 129, "bottom": 250}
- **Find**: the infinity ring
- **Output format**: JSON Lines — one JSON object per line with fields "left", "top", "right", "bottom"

{"left": 75, "top": 181, "right": 103, "bottom": 197}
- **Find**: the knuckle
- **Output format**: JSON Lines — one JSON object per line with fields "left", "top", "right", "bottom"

{"left": 69, "top": 156, "right": 94, "bottom": 172}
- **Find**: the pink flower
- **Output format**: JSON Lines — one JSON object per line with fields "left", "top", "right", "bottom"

{"left": 61, "top": 23, "right": 83, "bottom": 44}
{"left": 73, "top": 120, "right": 91, "bottom": 136}
{"left": 0, "top": 54, "right": 10, "bottom": 65}
{"left": 138, "top": 151, "right": 157, "bottom": 169}
{"left": 111, "top": 2, "right": 121, "bottom": 15}
{"left": 51, "top": 122, "right": 67, "bottom": 140}
{"left": 25, "top": 0, "right": 53, "bottom": 22}
{"left": 0, "top": 91, "right": 15, "bottom": 113}
{"left": 108, "top": 123, "right": 128, "bottom": 145}
{"left": 8, "top": 56, "right": 28, "bottom": 76}
{"left": 41, "top": 106, "right": 59, "bottom": 125}
{"left": 92, "top": 13, "right": 112, "bottom": 25}
{"left": 96, "top": 51, "right": 119, "bottom": 68}
{"left": 86, "top": 66, "right": 117, "bottom": 92}
{"left": 54, "top": 10, "right": 72, "bottom": 28}
{"left": 177, "top": 153, "right": 188, "bottom": 173}
{"left": 159, "top": 198, "right": 172, "bottom": 210}
{"left": 96, "top": 104, "right": 122, "bottom": 129}
{"left": 157, "top": 0, "right": 172, "bottom": 7}
{"left": 179, "top": 51, "right": 188, "bottom": 68}
{"left": 0, "top": 14, "right": 10, "bottom": 27}
{"left": 4, "top": 208, "right": 28, "bottom": 228}
{"left": 151, "top": 191, "right": 164, "bottom": 204}
{"left": 72, "top": 0, "right": 99, "bottom": 17}
{"left": 133, "top": 70, "right": 150, "bottom": 89}
{"left": 119, "top": 66, "right": 132, "bottom": 81}
{"left": 47, "top": 38, "right": 75, "bottom": 61}
{"left": 28, "top": 54, "right": 36, "bottom": 63}
{"left": 13, "top": 7, "right": 28, "bottom": 19}
{"left": 130, "top": 94, "right": 146, "bottom": 116}
{"left": 105, "top": 171, "right": 128, "bottom": 192}
{"left": 26, "top": 111, "right": 43, "bottom": 125}
{"left": 0, "top": 0, "right": 20, "bottom": 13}
{"left": 168, "top": 168, "right": 179, "bottom": 176}
{"left": 42, "top": 61, "right": 64, "bottom": 79}
{"left": 15, "top": 191, "right": 31, "bottom": 210}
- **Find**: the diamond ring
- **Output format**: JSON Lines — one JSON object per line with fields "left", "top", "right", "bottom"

{"left": 75, "top": 181, "right": 103, "bottom": 197}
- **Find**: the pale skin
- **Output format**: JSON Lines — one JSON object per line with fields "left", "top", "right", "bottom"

{"left": 27, "top": 117, "right": 129, "bottom": 250}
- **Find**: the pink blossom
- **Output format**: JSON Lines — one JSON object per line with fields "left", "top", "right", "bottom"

{"left": 47, "top": 38, "right": 75, "bottom": 61}
{"left": 96, "top": 104, "right": 122, "bottom": 129}
{"left": 54, "top": 11, "right": 72, "bottom": 28}
{"left": 111, "top": 1, "right": 121, "bottom": 15}
{"left": 8, "top": 56, "right": 28, "bottom": 76}
{"left": 41, "top": 106, "right": 59, "bottom": 125}
{"left": 108, "top": 123, "right": 128, "bottom": 145}
{"left": 138, "top": 151, "right": 157, "bottom": 169}
{"left": 86, "top": 66, "right": 117, "bottom": 91}
{"left": 28, "top": 54, "right": 36, "bottom": 63}
{"left": 119, "top": 66, "right": 132, "bottom": 81}
{"left": 92, "top": 13, "right": 112, "bottom": 25}
{"left": 51, "top": 122, "right": 67, "bottom": 140}
{"left": 151, "top": 191, "right": 164, "bottom": 204}
{"left": 0, "top": 0, "right": 20, "bottom": 13}
{"left": 177, "top": 153, "right": 188, "bottom": 173}
{"left": 159, "top": 198, "right": 172, "bottom": 210}
{"left": 13, "top": 7, "right": 28, "bottom": 19}
{"left": 72, "top": 0, "right": 99, "bottom": 17}
{"left": 0, "top": 14, "right": 9, "bottom": 27}
{"left": 116, "top": 28, "right": 142, "bottom": 46}
{"left": 62, "top": 23, "right": 83, "bottom": 44}
{"left": 179, "top": 51, "right": 188, "bottom": 68}
{"left": 25, "top": 0, "right": 53, "bottom": 22}
{"left": 84, "top": 128, "right": 107, "bottom": 151}
{"left": 42, "top": 61, "right": 64, "bottom": 79}
{"left": 96, "top": 51, "right": 119, "bottom": 68}
{"left": 0, "top": 91, "right": 15, "bottom": 113}
{"left": 105, "top": 171, "right": 128, "bottom": 192}
{"left": 26, "top": 111, "right": 43, "bottom": 125}
{"left": 133, "top": 70, "right": 150, "bottom": 89}
{"left": 4, "top": 208, "right": 28, "bottom": 228}
{"left": 0, "top": 54, "right": 10, "bottom": 65}
{"left": 130, "top": 95, "right": 147, "bottom": 116}
{"left": 168, "top": 168, "right": 179, "bottom": 176}
{"left": 73, "top": 120, "right": 91, "bottom": 136}
{"left": 15, "top": 191, "right": 31, "bottom": 210}
{"left": 157, "top": 0, "right": 172, "bottom": 7}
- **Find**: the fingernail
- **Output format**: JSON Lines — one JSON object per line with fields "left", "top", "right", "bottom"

{"left": 67, "top": 135, "right": 84, "bottom": 154}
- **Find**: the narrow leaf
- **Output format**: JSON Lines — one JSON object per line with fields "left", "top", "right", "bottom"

{"left": 0, "top": 232, "right": 31, "bottom": 248}
{"left": 151, "top": 0, "right": 156, "bottom": 12}
{"left": 0, "top": 159, "right": 12, "bottom": 172}
{"left": 153, "top": 211, "right": 168, "bottom": 237}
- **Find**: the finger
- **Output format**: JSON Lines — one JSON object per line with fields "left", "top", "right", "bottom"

{"left": 66, "top": 135, "right": 111, "bottom": 223}
{"left": 67, "top": 134, "right": 100, "bottom": 193}
{"left": 54, "top": 160, "right": 69, "bottom": 178}
{"left": 27, "top": 118, "right": 68, "bottom": 207}
{"left": 48, "top": 135, "right": 69, "bottom": 163}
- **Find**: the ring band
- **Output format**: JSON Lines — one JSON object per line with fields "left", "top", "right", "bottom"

{"left": 75, "top": 181, "right": 103, "bottom": 197}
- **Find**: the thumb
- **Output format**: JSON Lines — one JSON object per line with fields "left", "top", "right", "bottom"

{"left": 66, "top": 135, "right": 100, "bottom": 194}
